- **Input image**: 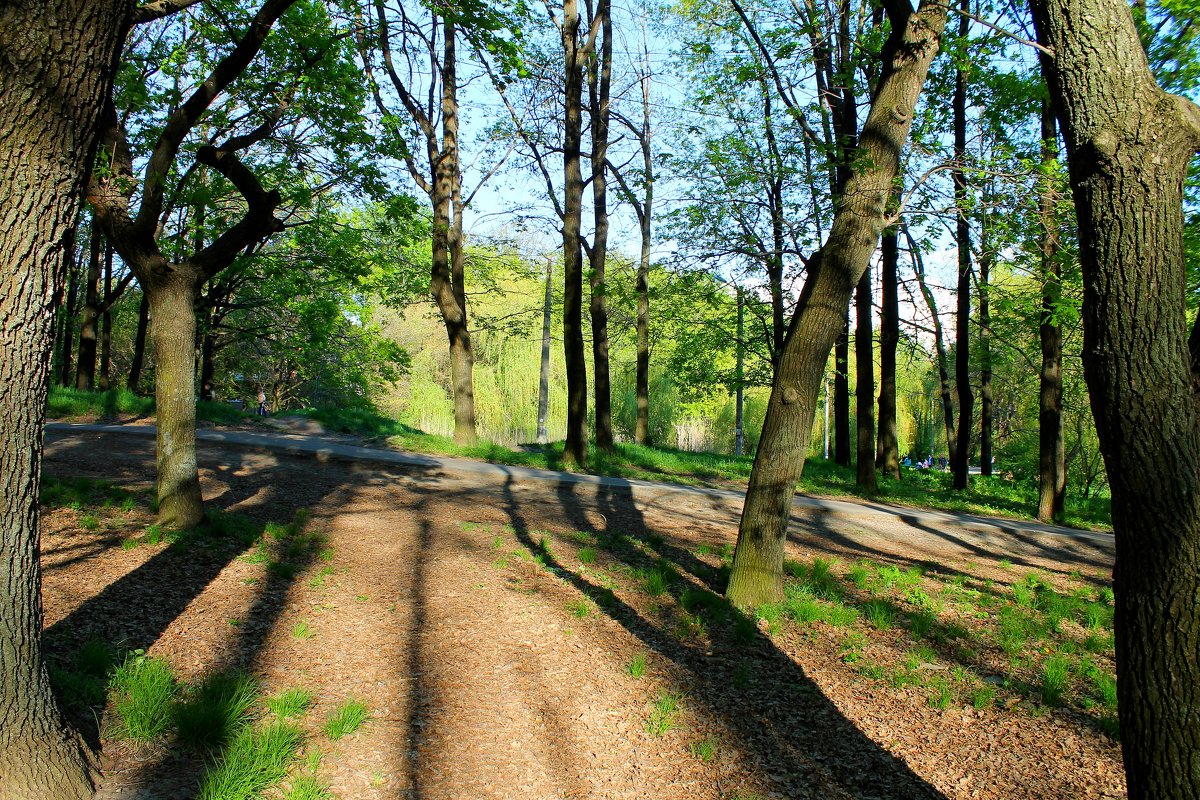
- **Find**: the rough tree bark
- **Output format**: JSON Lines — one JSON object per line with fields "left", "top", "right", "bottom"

{"left": 876, "top": 226, "right": 901, "bottom": 477}
{"left": 726, "top": 0, "right": 947, "bottom": 607}
{"left": 855, "top": 266, "right": 877, "bottom": 490}
{"left": 0, "top": 3, "right": 129, "bottom": 797}
{"left": 1036, "top": 101, "right": 1066, "bottom": 523}
{"left": 1031, "top": 0, "right": 1200, "bottom": 795}
{"left": 951, "top": 0, "right": 972, "bottom": 490}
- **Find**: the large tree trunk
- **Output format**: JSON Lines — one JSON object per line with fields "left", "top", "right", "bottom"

{"left": 128, "top": 290, "right": 150, "bottom": 393}
{"left": 876, "top": 227, "right": 901, "bottom": 477}
{"left": 1032, "top": 0, "right": 1200, "bottom": 795}
{"left": 1036, "top": 102, "right": 1066, "bottom": 523}
{"left": 951, "top": 1, "right": 972, "bottom": 490}
{"left": 726, "top": 0, "right": 947, "bottom": 608}
{"left": 147, "top": 275, "right": 205, "bottom": 528}
{"left": 75, "top": 223, "right": 102, "bottom": 391}
{"left": 855, "top": 266, "right": 877, "bottom": 491}
{"left": 537, "top": 258, "right": 553, "bottom": 445}
{"left": 588, "top": 0, "right": 614, "bottom": 451}
{"left": 561, "top": 0, "right": 590, "bottom": 467}
{"left": 0, "top": 3, "right": 128, "bottom": 797}
{"left": 834, "top": 317, "right": 851, "bottom": 465}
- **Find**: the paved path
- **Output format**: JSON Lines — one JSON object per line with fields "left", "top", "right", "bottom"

{"left": 46, "top": 421, "right": 1112, "bottom": 548}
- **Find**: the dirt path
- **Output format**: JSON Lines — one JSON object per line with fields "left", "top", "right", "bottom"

{"left": 40, "top": 431, "right": 1124, "bottom": 800}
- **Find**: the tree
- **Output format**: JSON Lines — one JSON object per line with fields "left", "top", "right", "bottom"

{"left": 1036, "top": 101, "right": 1066, "bottom": 523}
{"left": 726, "top": 0, "right": 947, "bottom": 607}
{"left": 0, "top": 3, "right": 136, "bottom": 796}
{"left": 876, "top": 226, "right": 901, "bottom": 477}
{"left": 855, "top": 265, "right": 877, "bottom": 490}
{"left": 950, "top": 0, "right": 972, "bottom": 490}
{"left": 1031, "top": 0, "right": 1200, "bottom": 795}
{"left": 359, "top": 0, "right": 485, "bottom": 445}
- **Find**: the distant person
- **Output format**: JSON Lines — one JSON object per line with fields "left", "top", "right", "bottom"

{"left": 257, "top": 390, "right": 267, "bottom": 416}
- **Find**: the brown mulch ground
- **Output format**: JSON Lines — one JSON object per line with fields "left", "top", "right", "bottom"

{"left": 41, "top": 430, "right": 1125, "bottom": 800}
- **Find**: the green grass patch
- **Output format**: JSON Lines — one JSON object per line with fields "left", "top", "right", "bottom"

{"left": 174, "top": 671, "right": 259, "bottom": 752}
{"left": 646, "top": 691, "right": 683, "bottom": 736}
{"left": 266, "top": 687, "right": 315, "bottom": 720}
{"left": 627, "top": 653, "right": 647, "bottom": 678}
{"left": 324, "top": 699, "right": 370, "bottom": 740}
{"left": 1041, "top": 653, "right": 1073, "bottom": 706}
{"left": 284, "top": 774, "right": 334, "bottom": 800}
{"left": 292, "top": 620, "right": 314, "bottom": 640}
{"left": 689, "top": 735, "right": 719, "bottom": 762}
{"left": 109, "top": 652, "right": 178, "bottom": 742}
{"left": 197, "top": 721, "right": 304, "bottom": 800}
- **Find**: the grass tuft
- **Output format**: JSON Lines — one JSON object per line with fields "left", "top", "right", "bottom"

{"left": 197, "top": 721, "right": 304, "bottom": 800}
{"left": 626, "top": 653, "right": 647, "bottom": 678}
{"left": 174, "top": 671, "right": 259, "bottom": 752}
{"left": 109, "top": 652, "right": 177, "bottom": 742}
{"left": 324, "top": 699, "right": 370, "bottom": 740}
{"left": 266, "top": 687, "right": 315, "bottom": 720}
{"left": 646, "top": 691, "right": 683, "bottom": 736}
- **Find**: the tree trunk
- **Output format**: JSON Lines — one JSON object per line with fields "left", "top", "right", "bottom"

{"left": 199, "top": 319, "right": 216, "bottom": 402}
{"left": 834, "top": 316, "right": 851, "bottom": 465}
{"left": 128, "top": 291, "right": 150, "bottom": 393}
{"left": 1032, "top": 0, "right": 1200, "bottom": 795}
{"left": 907, "top": 224, "right": 957, "bottom": 464}
{"left": 430, "top": 21, "right": 477, "bottom": 446}
{"left": 537, "top": 258, "right": 553, "bottom": 445}
{"left": 75, "top": 223, "right": 102, "bottom": 391}
{"left": 57, "top": 228, "right": 80, "bottom": 388}
{"left": 147, "top": 275, "right": 205, "bottom": 528}
{"left": 0, "top": 2, "right": 128, "bottom": 797}
{"left": 876, "top": 226, "right": 901, "bottom": 477}
{"left": 951, "top": 1, "right": 972, "bottom": 490}
{"left": 635, "top": 221, "right": 651, "bottom": 446}
{"left": 735, "top": 287, "right": 746, "bottom": 457}
{"left": 561, "top": 0, "right": 590, "bottom": 467}
{"left": 979, "top": 217, "right": 993, "bottom": 477}
{"left": 100, "top": 243, "right": 113, "bottom": 389}
{"left": 726, "top": 0, "right": 947, "bottom": 608}
{"left": 1036, "top": 102, "right": 1066, "bottom": 523}
{"left": 855, "top": 265, "right": 877, "bottom": 491}
{"left": 589, "top": 0, "right": 613, "bottom": 451}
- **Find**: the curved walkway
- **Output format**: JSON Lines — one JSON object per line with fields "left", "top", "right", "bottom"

{"left": 46, "top": 421, "right": 1112, "bottom": 549}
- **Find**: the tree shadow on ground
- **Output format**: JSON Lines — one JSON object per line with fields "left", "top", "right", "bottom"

{"left": 496, "top": 468, "right": 948, "bottom": 800}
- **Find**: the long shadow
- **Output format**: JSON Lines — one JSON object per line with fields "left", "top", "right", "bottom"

{"left": 505, "top": 470, "right": 947, "bottom": 799}
{"left": 405, "top": 517, "right": 433, "bottom": 800}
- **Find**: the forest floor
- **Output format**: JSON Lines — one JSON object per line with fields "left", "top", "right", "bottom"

{"left": 41, "top": 428, "right": 1124, "bottom": 800}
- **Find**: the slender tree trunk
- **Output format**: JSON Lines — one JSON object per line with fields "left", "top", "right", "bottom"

{"left": 735, "top": 288, "right": 746, "bottom": 456}
{"left": 951, "top": 1, "right": 972, "bottom": 490}
{"left": 561, "top": 0, "right": 590, "bottom": 467}
{"left": 1036, "top": 103, "right": 1066, "bottom": 523}
{"left": 635, "top": 222, "right": 652, "bottom": 446}
{"left": 147, "top": 275, "right": 205, "bottom": 528}
{"left": 907, "top": 224, "right": 957, "bottom": 464}
{"left": 430, "top": 21, "right": 477, "bottom": 446}
{"left": 75, "top": 224, "right": 102, "bottom": 391}
{"left": 1033, "top": 0, "right": 1200, "bottom": 795}
{"left": 128, "top": 291, "right": 150, "bottom": 393}
{"left": 726, "top": 0, "right": 947, "bottom": 608}
{"left": 537, "top": 258, "right": 553, "bottom": 445}
{"left": 979, "top": 217, "right": 993, "bottom": 477}
{"left": 199, "top": 316, "right": 216, "bottom": 402}
{"left": 58, "top": 228, "right": 80, "bottom": 388}
{"left": 876, "top": 227, "right": 901, "bottom": 477}
{"left": 588, "top": 0, "right": 614, "bottom": 451}
{"left": 100, "top": 243, "right": 113, "bottom": 390}
{"left": 855, "top": 266, "right": 877, "bottom": 491}
{"left": 0, "top": 3, "right": 128, "bottom": 797}
{"left": 834, "top": 317, "right": 851, "bottom": 465}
